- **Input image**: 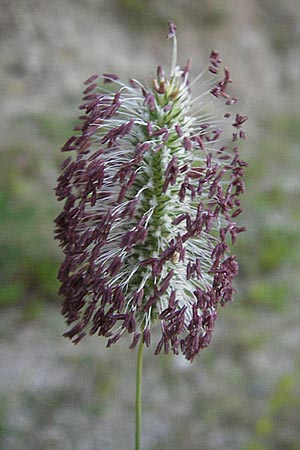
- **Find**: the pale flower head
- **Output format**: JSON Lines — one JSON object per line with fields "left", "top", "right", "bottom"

{"left": 55, "top": 22, "right": 247, "bottom": 361}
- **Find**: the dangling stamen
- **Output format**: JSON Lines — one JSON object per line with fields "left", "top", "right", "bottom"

{"left": 167, "top": 21, "right": 178, "bottom": 77}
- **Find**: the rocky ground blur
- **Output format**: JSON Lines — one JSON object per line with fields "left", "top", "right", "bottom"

{"left": 1, "top": 1, "right": 300, "bottom": 449}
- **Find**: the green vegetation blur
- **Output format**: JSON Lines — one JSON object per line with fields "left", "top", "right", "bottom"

{"left": 0, "top": 114, "right": 75, "bottom": 315}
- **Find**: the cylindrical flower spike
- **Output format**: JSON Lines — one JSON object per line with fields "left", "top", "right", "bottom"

{"left": 55, "top": 22, "right": 247, "bottom": 361}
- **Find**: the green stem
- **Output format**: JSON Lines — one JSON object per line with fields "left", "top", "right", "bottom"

{"left": 135, "top": 338, "right": 144, "bottom": 450}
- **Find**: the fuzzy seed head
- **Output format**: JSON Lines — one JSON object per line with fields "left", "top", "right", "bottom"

{"left": 55, "top": 24, "right": 247, "bottom": 361}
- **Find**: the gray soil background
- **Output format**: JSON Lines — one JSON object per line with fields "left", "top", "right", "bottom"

{"left": 1, "top": 1, "right": 300, "bottom": 449}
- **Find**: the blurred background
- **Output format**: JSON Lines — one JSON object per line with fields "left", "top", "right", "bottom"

{"left": 1, "top": 1, "right": 300, "bottom": 449}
